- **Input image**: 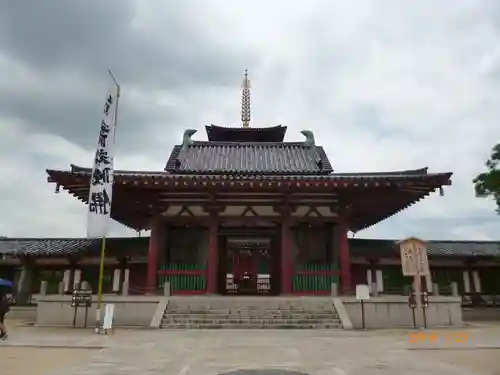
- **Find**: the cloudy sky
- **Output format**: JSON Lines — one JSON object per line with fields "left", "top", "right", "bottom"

{"left": 1, "top": 0, "right": 499, "bottom": 240}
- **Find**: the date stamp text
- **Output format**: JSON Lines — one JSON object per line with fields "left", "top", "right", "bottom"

{"left": 408, "top": 331, "right": 470, "bottom": 345}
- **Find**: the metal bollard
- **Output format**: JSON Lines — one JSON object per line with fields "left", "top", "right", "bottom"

{"left": 331, "top": 282, "right": 338, "bottom": 297}
{"left": 163, "top": 281, "right": 171, "bottom": 297}
{"left": 40, "top": 281, "right": 48, "bottom": 296}
{"left": 432, "top": 283, "right": 440, "bottom": 296}
{"left": 122, "top": 281, "right": 129, "bottom": 296}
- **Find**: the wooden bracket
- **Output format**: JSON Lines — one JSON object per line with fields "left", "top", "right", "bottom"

{"left": 241, "top": 206, "right": 259, "bottom": 217}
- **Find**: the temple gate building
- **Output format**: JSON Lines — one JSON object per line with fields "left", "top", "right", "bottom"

{"left": 42, "top": 72, "right": 457, "bottom": 296}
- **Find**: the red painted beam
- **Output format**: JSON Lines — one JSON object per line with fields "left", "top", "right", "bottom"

{"left": 281, "top": 220, "right": 293, "bottom": 294}
{"left": 337, "top": 221, "right": 352, "bottom": 294}
{"left": 206, "top": 214, "right": 218, "bottom": 293}
{"left": 146, "top": 219, "right": 161, "bottom": 290}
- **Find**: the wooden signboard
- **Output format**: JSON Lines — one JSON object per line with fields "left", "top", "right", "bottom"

{"left": 397, "top": 237, "right": 429, "bottom": 276}
{"left": 397, "top": 237, "right": 429, "bottom": 310}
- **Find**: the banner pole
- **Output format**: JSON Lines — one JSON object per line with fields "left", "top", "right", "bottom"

{"left": 95, "top": 236, "right": 107, "bottom": 333}
{"left": 108, "top": 69, "right": 120, "bottom": 141}
{"left": 93, "top": 70, "right": 120, "bottom": 334}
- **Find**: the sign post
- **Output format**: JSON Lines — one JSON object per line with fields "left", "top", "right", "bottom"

{"left": 408, "top": 291, "right": 417, "bottom": 328}
{"left": 71, "top": 288, "right": 92, "bottom": 328}
{"left": 356, "top": 284, "right": 370, "bottom": 330}
{"left": 398, "top": 237, "right": 430, "bottom": 328}
{"left": 421, "top": 291, "right": 429, "bottom": 328}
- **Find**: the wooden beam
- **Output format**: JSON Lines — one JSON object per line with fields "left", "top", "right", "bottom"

{"left": 217, "top": 192, "right": 283, "bottom": 197}
{"left": 159, "top": 199, "right": 209, "bottom": 203}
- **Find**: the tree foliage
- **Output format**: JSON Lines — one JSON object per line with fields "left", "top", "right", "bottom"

{"left": 473, "top": 143, "right": 500, "bottom": 213}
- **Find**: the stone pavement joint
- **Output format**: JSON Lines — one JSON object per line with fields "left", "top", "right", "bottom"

{"left": 1, "top": 344, "right": 106, "bottom": 349}
{"left": 1, "top": 324, "right": 500, "bottom": 375}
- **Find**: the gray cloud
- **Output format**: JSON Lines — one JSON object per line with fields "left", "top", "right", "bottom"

{"left": 0, "top": 1, "right": 253, "bottom": 89}
{"left": 0, "top": 78, "right": 182, "bottom": 151}
{"left": 0, "top": 0, "right": 258, "bottom": 150}
{"left": 0, "top": 0, "right": 500, "bottom": 239}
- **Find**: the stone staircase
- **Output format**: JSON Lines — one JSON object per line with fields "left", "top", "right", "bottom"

{"left": 161, "top": 296, "right": 343, "bottom": 329}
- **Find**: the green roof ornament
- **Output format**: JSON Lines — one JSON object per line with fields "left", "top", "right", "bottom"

{"left": 182, "top": 129, "right": 197, "bottom": 151}
{"left": 301, "top": 130, "right": 315, "bottom": 147}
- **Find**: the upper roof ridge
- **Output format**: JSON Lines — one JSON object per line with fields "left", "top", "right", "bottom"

{"left": 190, "top": 140, "right": 315, "bottom": 147}
{"left": 205, "top": 124, "right": 287, "bottom": 142}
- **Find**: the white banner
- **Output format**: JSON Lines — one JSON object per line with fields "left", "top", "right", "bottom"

{"left": 87, "top": 80, "right": 119, "bottom": 239}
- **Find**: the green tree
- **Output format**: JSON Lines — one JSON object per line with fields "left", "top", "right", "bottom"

{"left": 473, "top": 143, "right": 500, "bottom": 213}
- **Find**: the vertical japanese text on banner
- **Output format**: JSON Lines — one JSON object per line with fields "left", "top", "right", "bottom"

{"left": 87, "top": 91, "right": 117, "bottom": 239}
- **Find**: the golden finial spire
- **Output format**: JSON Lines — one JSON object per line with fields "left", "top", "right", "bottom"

{"left": 241, "top": 69, "right": 251, "bottom": 128}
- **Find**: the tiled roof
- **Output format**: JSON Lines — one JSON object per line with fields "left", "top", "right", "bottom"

{"left": 0, "top": 239, "right": 98, "bottom": 257}
{"left": 350, "top": 239, "right": 500, "bottom": 258}
{"left": 62, "top": 164, "right": 448, "bottom": 182}
{"left": 0, "top": 238, "right": 148, "bottom": 257}
{"left": 164, "top": 141, "right": 333, "bottom": 175}
{"left": 46, "top": 165, "right": 452, "bottom": 233}
{"left": 0, "top": 241, "right": 17, "bottom": 255}
{"left": 47, "top": 165, "right": 451, "bottom": 193}
{"left": 205, "top": 125, "right": 287, "bottom": 142}
{"left": 1, "top": 237, "right": 498, "bottom": 258}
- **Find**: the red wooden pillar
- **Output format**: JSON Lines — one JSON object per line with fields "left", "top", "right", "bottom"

{"left": 337, "top": 221, "right": 352, "bottom": 294}
{"left": 206, "top": 214, "right": 218, "bottom": 294}
{"left": 281, "top": 220, "right": 293, "bottom": 294}
{"left": 146, "top": 219, "right": 161, "bottom": 291}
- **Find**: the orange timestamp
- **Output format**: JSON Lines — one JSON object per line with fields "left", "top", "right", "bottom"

{"left": 408, "top": 331, "right": 470, "bottom": 344}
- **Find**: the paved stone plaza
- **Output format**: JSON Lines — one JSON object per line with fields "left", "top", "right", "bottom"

{"left": 1, "top": 321, "right": 500, "bottom": 375}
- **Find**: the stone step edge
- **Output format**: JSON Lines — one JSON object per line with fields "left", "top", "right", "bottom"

{"left": 162, "top": 315, "right": 340, "bottom": 321}
{"left": 160, "top": 325, "right": 342, "bottom": 329}
{"left": 162, "top": 319, "right": 342, "bottom": 324}
{"left": 167, "top": 307, "right": 336, "bottom": 310}
{"left": 166, "top": 306, "right": 335, "bottom": 309}
{"left": 161, "top": 321, "right": 342, "bottom": 327}
{"left": 166, "top": 307, "right": 335, "bottom": 310}
{"left": 163, "top": 318, "right": 340, "bottom": 321}
{"left": 163, "top": 313, "right": 339, "bottom": 317}
{"left": 166, "top": 311, "right": 337, "bottom": 314}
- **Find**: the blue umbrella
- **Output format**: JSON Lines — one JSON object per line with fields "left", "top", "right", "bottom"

{"left": 0, "top": 278, "right": 13, "bottom": 288}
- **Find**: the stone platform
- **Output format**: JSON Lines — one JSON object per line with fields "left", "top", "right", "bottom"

{"left": 35, "top": 294, "right": 462, "bottom": 329}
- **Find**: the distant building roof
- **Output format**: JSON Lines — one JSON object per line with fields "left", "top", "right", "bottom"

{"left": 165, "top": 141, "right": 333, "bottom": 175}
{"left": 0, "top": 237, "right": 147, "bottom": 257}
{"left": 2, "top": 237, "right": 498, "bottom": 258}
{"left": 205, "top": 125, "right": 287, "bottom": 142}
{"left": 350, "top": 238, "right": 500, "bottom": 258}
